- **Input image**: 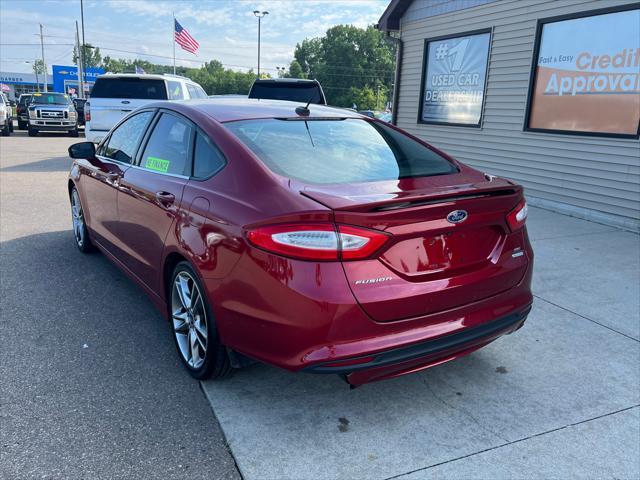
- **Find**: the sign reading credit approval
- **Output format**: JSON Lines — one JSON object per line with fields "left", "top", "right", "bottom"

{"left": 528, "top": 8, "right": 640, "bottom": 136}
{"left": 420, "top": 31, "right": 491, "bottom": 126}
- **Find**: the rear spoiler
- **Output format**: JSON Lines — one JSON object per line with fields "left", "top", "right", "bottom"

{"left": 301, "top": 181, "right": 520, "bottom": 212}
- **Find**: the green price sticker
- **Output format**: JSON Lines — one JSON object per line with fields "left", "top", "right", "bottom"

{"left": 145, "top": 156, "right": 170, "bottom": 173}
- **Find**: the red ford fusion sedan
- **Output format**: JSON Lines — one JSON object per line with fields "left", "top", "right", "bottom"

{"left": 67, "top": 99, "right": 533, "bottom": 386}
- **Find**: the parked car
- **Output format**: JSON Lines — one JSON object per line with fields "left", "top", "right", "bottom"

{"left": 248, "top": 78, "right": 326, "bottom": 104}
{"left": 85, "top": 73, "right": 208, "bottom": 143}
{"left": 27, "top": 92, "right": 78, "bottom": 137}
{"left": 16, "top": 93, "right": 32, "bottom": 130}
{"left": 67, "top": 98, "right": 533, "bottom": 386}
{"left": 358, "top": 110, "right": 392, "bottom": 122}
{"left": 73, "top": 98, "right": 87, "bottom": 126}
{"left": 0, "top": 93, "right": 13, "bottom": 136}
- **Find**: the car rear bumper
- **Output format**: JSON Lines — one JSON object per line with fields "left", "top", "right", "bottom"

{"left": 306, "top": 304, "right": 530, "bottom": 386}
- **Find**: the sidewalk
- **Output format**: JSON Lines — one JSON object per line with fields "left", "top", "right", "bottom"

{"left": 202, "top": 206, "right": 640, "bottom": 479}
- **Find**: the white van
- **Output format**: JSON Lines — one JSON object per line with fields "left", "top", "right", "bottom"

{"left": 85, "top": 73, "right": 208, "bottom": 143}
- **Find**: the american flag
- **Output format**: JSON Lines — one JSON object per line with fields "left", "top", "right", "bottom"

{"left": 174, "top": 19, "right": 199, "bottom": 54}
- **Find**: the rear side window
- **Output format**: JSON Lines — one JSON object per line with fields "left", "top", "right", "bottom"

{"left": 186, "top": 83, "right": 207, "bottom": 99}
{"left": 90, "top": 77, "right": 167, "bottom": 99}
{"left": 140, "top": 113, "right": 193, "bottom": 176}
{"left": 167, "top": 81, "right": 185, "bottom": 100}
{"left": 249, "top": 82, "right": 324, "bottom": 104}
{"left": 101, "top": 111, "right": 155, "bottom": 163}
{"left": 225, "top": 118, "right": 457, "bottom": 184}
{"left": 193, "top": 133, "right": 225, "bottom": 178}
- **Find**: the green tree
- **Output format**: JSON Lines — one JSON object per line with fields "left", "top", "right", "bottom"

{"left": 32, "top": 59, "right": 45, "bottom": 76}
{"left": 97, "top": 56, "right": 262, "bottom": 96}
{"left": 288, "top": 25, "right": 396, "bottom": 108}
{"left": 287, "top": 60, "right": 305, "bottom": 79}
{"left": 73, "top": 43, "right": 102, "bottom": 68}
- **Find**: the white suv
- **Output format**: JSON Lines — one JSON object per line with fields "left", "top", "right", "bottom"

{"left": 85, "top": 73, "right": 208, "bottom": 143}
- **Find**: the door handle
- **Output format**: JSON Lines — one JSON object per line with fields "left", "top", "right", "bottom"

{"left": 155, "top": 191, "right": 175, "bottom": 206}
{"left": 105, "top": 171, "right": 121, "bottom": 186}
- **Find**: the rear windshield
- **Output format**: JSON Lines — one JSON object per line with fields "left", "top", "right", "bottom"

{"left": 90, "top": 78, "right": 168, "bottom": 100}
{"left": 224, "top": 118, "right": 458, "bottom": 184}
{"left": 31, "top": 93, "right": 70, "bottom": 105}
{"left": 249, "top": 82, "right": 324, "bottom": 104}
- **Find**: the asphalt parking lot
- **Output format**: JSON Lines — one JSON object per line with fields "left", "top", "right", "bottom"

{"left": 1, "top": 130, "right": 639, "bottom": 479}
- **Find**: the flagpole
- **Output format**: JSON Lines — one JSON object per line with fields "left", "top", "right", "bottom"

{"left": 172, "top": 12, "right": 176, "bottom": 75}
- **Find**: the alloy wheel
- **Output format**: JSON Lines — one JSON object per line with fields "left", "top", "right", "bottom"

{"left": 171, "top": 271, "right": 208, "bottom": 369}
{"left": 71, "top": 189, "right": 85, "bottom": 247}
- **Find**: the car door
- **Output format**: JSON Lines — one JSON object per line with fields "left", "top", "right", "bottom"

{"left": 117, "top": 111, "right": 194, "bottom": 291}
{"left": 81, "top": 110, "right": 155, "bottom": 255}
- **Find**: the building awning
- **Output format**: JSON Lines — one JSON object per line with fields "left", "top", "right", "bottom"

{"left": 377, "top": 0, "right": 413, "bottom": 31}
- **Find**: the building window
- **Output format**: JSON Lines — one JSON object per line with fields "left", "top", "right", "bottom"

{"left": 418, "top": 29, "right": 491, "bottom": 127}
{"left": 525, "top": 5, "right": 640, "bottom": 138}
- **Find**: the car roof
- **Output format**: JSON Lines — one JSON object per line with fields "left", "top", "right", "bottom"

{"left": 252, "top": 78, "right": 319, "bottom": 84}
{"left": 161, "top": 98, "right": 363, "bottom": 123}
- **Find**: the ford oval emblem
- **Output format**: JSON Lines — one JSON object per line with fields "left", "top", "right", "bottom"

{"left": 446, "top": 210, "right": 468, "bottom": 224}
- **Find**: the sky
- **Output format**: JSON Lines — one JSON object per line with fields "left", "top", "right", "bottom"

{"left": 0, "top": 0, "right": 390, "bottom": 75}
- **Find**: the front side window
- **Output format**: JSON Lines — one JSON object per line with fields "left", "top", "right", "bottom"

{"left": 193, "top": 132, "right": 225, "bottom": 178}
{"left": 225, "top": 118, "right": 457, "bottom": 184}
{"left": 167, "top": 81, "right": 185, "bottom": 100}
{"left": 101, "top": 111, "right": 154, "bottom": 163}
{"left": 140, "top": 113, "right": 193, "bottom": 176}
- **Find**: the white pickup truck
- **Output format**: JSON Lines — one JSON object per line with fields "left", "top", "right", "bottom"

{"left": 85, "top": 73, "right": 208, "bottom": 143}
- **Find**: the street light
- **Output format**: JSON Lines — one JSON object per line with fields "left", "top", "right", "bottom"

{"left": 253, "top": 10, "right": 268, "bottom": 78}
{"left": 24, "top": 61, "right": 41, "bottom": 92}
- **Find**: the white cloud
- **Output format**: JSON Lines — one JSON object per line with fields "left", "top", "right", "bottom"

{"left": 1, "top": 0, "right": 389, "bottom": 74}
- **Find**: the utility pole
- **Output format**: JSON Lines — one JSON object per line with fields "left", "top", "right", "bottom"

{"left": 39, "top": 24, "right": 48, "bottom": 92}
{"left": 80, "top": 0, "right": 86, "bottom": 97}
{"left": 75, "top": 21, "right": 84, "bottom": 98}
{"left": 253, "top": 11, "right": 268, "bottom": 78}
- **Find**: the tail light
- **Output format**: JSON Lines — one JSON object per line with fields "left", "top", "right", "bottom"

{"left": 85, "top": 102, "right": 91, "bottom": 122}
{"left": 506, "top": 200, "right": 528, "bottom": 231}
{"left": 246, "top": 223, "right": 389, "bottom": 261}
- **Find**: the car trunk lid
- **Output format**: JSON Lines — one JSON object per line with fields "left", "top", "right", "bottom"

{"left": 302, "top": 171, "right": 529, "bottom": 322}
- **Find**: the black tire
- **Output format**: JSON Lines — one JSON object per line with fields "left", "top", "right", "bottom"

{"left": 69, "top": 127, "right": 79, "bottom": 137}
{"left": 27, "top": 126, "right": 37, "bottom": 137}
{"left": 17, "top": 120, "right": 27, "bottom": 130}
{"left": 1, "top": 120, "right": 9, "bottom": 136}
{"left": 169, "top": 261, "right": 234, "bottom": 380}
{"left": 70, "top": 186, "right": 95, "bottom": 253}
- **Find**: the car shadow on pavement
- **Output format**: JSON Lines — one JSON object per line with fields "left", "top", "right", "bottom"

{"left": 1, "top": 156, "right": 73, "bottom": 172}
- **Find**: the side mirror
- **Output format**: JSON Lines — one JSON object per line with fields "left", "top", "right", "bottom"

{"left": 68, "top": 141, "right": 96, "bottom": 159}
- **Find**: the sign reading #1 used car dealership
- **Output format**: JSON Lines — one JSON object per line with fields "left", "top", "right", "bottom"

{"left": 419, "top": 30, "right": 491, "bottom": 126}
